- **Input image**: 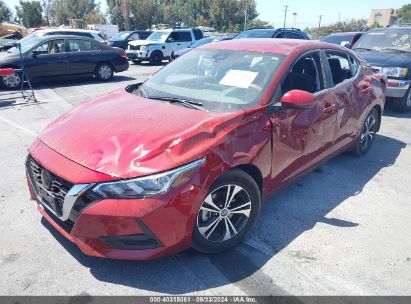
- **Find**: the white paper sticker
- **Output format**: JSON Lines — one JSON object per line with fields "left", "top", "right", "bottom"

{"left": 219, "top": 70, "right": 258, "bottom": 88}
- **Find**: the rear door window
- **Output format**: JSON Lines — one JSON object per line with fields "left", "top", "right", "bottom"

{"left": 68, "top": 39, "right": 100, "bottom": 52}
{"left": 286, "top": 31, "right": 306, "bottom": 39}
{"left": 325, "top": 51, "right": 353, "bottom": 86}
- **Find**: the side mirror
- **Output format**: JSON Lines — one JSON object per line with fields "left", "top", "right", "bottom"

{"left": 280, "top": 90, "right": 317, "bottom": 109}
{"left": 341, "top": 42, "right": 352, "bottom": 49}
{"left": 31, "top": 50, "right": 41, "bottom": 57}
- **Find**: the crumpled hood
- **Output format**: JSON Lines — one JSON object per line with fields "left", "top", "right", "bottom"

{"left": 39, "top": 89, "right": 244, "bottom": 179}
{"left": 356, "top": 50, "right": 411, "bottom": 67}
{"left": 128, "top": 39, "right": 164, "bottom": 47}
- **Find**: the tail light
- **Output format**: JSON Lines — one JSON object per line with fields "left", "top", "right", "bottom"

{"left": 119, "top": 52, "right": 127, "bottom": 58}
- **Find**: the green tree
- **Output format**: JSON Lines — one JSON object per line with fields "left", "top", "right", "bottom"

{"left": 15, "top": 0, "right": 43, "bottom": 27}
{"left": 50, "top": 0, "right": 98, "bottom": 26}
{"left": 0, "top": 0, "right": 12, "bottom": 22}
{"left": 305, "top": 18, "right": 369, "bottom": 39}
{"left": 397, "top": 4, "right": 411, "bottom": 24}
{"left": 105, "top": 0, "right": 263, "bottom": 32}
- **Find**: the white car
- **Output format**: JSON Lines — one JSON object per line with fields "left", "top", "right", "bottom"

{"left": 127, "top": 28, "right": 204, "bottom": 65}
{"left": 20, "top": 28, "right": 105, "bottom": 44}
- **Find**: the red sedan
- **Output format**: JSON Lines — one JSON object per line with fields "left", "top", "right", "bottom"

{"left": 26, "top": 39, "right": 386, "bottom": 259}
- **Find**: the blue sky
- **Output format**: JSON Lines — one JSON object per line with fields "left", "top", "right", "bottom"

{"left": 4, "top": 0, "right": 411, "bottom": 28}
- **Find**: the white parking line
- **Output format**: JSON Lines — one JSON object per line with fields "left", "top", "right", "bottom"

{"left": 0, "top": 116, "right": 37, "bottom": 137}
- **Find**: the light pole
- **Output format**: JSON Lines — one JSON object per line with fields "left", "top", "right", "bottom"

{"left": 283, "top": 5, "right": 289, "bottom": 28}
{"left": 293, "top": 12, "right": 297, "bottom": 27}
{"left": 244, "top": 0, "right": 248, "bottom": 31}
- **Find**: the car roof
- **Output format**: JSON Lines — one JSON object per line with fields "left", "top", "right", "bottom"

{"left": 201, "top": 38, "right": 347, "bottom": 55}
{"left": 36, "top": 28, "right": 100, "bottom": 34}
{"left": 325, "top": 32, "right": 363, "bottom": 36}
{"left": 36, "top": 34, "right": 97, "bottom": 40}
{"left": 244, "top": 28, "right": 277, "bottom": 32}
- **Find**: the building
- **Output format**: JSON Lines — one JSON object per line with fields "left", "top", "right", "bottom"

{"left": 369, "top": 9, "right": 398, "bottom": 27}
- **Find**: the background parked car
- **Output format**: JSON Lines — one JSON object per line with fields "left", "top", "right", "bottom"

{"left": 0, "top": 35, "right": 129, "bottom": 89}
{"left": 127, "top": 27, "right": 204, "bottom": 65}
{"left": 234, "top": 28, "right": 310, "bottom": 40}
{"left": 352, "top": 26, "right": 411, "bottom": 112}
{"left": 20, "top": 28, "right": 105, "bottom": 44}
{"left": 321, "top": 32, "right": 364, "bottom": 48}
{"left": 173, "top": 35, "right": 232, "bottom": 59}
{"left": 108, "top": 30, "right": 153, "bottom": 50}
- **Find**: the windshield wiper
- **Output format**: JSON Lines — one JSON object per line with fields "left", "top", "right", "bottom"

{"left": 352, "top": 47, "right": 373, "bottom": 51}
{"left": 147, "top": 96, "right": 204, "bottom": 110}
{"left": 379, "top": 48, "right": 410, "bottom": 53}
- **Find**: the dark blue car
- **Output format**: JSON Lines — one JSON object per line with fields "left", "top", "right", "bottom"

{"left": 0, "top": 35, "right": 129, "bottom": 89}
{"left": 234, "top": 28, "right": 310, "bottom": 40}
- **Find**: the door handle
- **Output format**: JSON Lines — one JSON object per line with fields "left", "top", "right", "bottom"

{"left": 322, "top": 103, "right": 337, "bottom": 113}
{"left": 177, "top": 43, "right": 181, "bottom": 46}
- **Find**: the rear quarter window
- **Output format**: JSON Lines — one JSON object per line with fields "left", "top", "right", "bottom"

{"left": 193, "top": 29, "right": 203, "bottom": 40}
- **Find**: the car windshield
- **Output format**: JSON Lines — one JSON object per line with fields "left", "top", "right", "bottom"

{"left": 322, "top": 34, "right": 354, "bottom": 45}
{"left": 147, "top": 31, "right": 170, "bottom": 42}
{"left": 8, "top": 36, "right": 42, "bottom": 54}
{"left": 18, "top": 31, "right": 43, "bottom": 44}
{"left": 139, "top": 49, "right": 284, "bottom": 112}
{"left": 354, "top": 28, "right": 411, "bottom": 52}
{"left": 110, "top": 31, "right": 131, "bottom": 41}
{"left": 235, "top": 30, "right": 275, "bottom": 39}
{"left": 190, "top": 37, "right": 215, "bottom": 48}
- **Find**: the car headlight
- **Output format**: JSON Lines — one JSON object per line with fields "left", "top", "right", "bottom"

{"left": 91, "top": 158, "right": 204, "bottom": 199}
{"left": 381, "top": 67, "right": 408, "bottom": 78}
{"left": 140, "top": 45, "right": 148, "bottom": 52}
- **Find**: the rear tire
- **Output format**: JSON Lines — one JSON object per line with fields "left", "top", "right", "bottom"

{"left": 393, "top": 87, "right": 411, "bottom": 113}
{"left": 149, "top": 51, "right": 163, "bottom": 66}
{"left": 1, "top": 71, "right": 22, "bottom": 90}
{"left": 95, "top": 63, "right": 113, "bottom": 81}
{"left": 192, "top": 169, "right": 261, "bottom": 253}
{"left": 353, "top": 108, "right": 379, "bottom": 157}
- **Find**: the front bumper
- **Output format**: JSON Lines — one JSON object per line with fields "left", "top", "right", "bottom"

{"left": 386, "top": 79, "right": 411, "bottom": 98}
{"left": 27, "top": 139, "right": 207, "bottom": 260}
{"left": 126, "top": 50, "right": 149, "bottom": 61}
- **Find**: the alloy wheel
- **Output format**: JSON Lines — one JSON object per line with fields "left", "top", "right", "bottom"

{"left": 2, "top": 73, "right": 21, "bottom": 88}
{"left": 99, "top": 65, "right": 112, "bottom": 80}
{"left": 360, "top": 114, "right": 377, "bottom": 151}
{"left": 196, "top": 184, "right": 252, "bottom": 243}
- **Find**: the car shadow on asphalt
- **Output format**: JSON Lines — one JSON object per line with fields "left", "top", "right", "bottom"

{"left": 383, "top": 102, "right": 411, "bottom": 119}
{"left": 42, "top": 133, "right": 405, "bottom": 294}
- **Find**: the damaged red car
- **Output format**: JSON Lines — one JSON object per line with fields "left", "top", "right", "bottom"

{"left": 26, "top": 39, "right": 386, "bottom": 260}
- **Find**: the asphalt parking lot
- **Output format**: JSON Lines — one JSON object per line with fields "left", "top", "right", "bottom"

{"left": 0, "top": 62, "right": 410, "bottom": 296}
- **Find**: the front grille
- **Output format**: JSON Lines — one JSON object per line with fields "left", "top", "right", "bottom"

{"left": 43, "top": 207, "right": 75, "bottom": 234}
{"left": 129, "top": 45, "right": 140, "bottom": 51}
{"left": 26, "top": 156, "right": 73, "bottom": 217}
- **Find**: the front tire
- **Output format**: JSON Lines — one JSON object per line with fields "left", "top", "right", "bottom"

{"left": 1, "top": 71, "right": 22, "bottom": 89}
{"left": 353, "top": 108, "right": 379, "bottom": 157}
{"left": 393, "top": 87, "right": 411, "bottom": 113}
{"left": 192, "top": 169, "right": 261, "bottom": 253}
{"left": 149, "top": 51, "right": 163, "bottom": 66}
{"left": 95, "top": 63, "right": 113, "bottom": 81}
